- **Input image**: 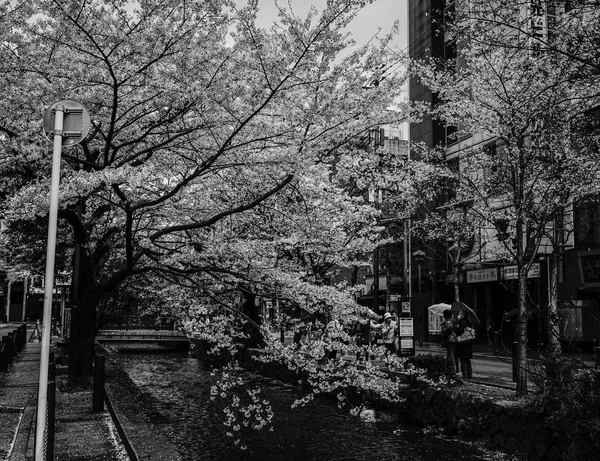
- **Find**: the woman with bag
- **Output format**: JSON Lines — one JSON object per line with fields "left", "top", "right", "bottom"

{"left": 454, "top": 315, "right": 475, "bottom": 378}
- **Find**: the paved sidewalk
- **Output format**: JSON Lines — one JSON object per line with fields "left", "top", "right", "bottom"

{"left": 0, "top": 325, "right": 128, "bottom": 460}
{"left": 0, "top": 340, "right": 39, "bottom": 460}
{"left": 415, "top": 340, "right": 598, "bottom": 390}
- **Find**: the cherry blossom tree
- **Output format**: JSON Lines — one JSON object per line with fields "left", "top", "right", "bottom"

{"left": 0, "top": 0, "right": 407, "bottom": 386}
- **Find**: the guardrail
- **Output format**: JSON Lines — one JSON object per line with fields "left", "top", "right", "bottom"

{"left": 0, "top": 324, "right": 27, "bottom": 372}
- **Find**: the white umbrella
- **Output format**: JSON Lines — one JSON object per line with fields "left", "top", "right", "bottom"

{"left": 427, "top": 303, "right": 452, "bottom": 334}
{"left": 428, "top": 302, "right": 452, "bottom": 312}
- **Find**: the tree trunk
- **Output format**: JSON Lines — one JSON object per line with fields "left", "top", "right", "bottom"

{"left": 484, "top": 283, "right": 493, "bottom": 342}
{"left": 350, "top": 266, "right": 359, "bottom": 287}
{"left": 547, "top": 252, "right": 561, "bottom": 356}
{"left": 68, "top": 290, "right": 98, "bottom": 380}
{"left": 372, "top": 246, "right": 379, "bottom": 312}
{"left": 453, "top": 263, "right": 460, "bottom": 302}
{"left": 241, "top": 291, "right": 264, "bottom": 348}
{"left": 516, "top": 270, "right": 529, "bottom": 396}
{"left": 68, "top": 246, "right": 97, "bottom": 382}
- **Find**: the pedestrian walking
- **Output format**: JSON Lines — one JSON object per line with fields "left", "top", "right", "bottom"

{"left": 440, "top": 309, "right": 458, "bottom": 377}
{"left": 29, "top": 319, "right": 42, "bottom": 343}
{"left": 454, "top": 314, "right": 475, "bottom": 378}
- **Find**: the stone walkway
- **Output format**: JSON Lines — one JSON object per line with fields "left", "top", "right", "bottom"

{"left": 0, "top": 343, "right": 38, "bottom": 461}
{"left": 0, "top": 329, "right": 127, "bottom": 460}
{"left": 1, "top": 324, "right": 183, "bottom": 461}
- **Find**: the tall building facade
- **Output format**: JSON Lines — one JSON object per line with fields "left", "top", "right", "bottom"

{"left": 409, "top": 0, "right": 600, "bottom": 349}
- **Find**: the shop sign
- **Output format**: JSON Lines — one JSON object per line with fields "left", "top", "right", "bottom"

{"left": 41, "top": 272, "right": 72, "bottom": 288}
{"left": 445, "top": 273, "right": 466, "bottom": 284}
{"left": 399, "top": 318, "right": 413, "bottom": 336}
{"left": 466, "top": 268, "right": 498, "bottom": 284}
{"left": 400, "top": 338, "right": 414, "bottom": 349}
{"left": 428, "top": 304, "right": 448, "bottom": 333}
{"left": 398, "top": 317, "right": 415, "bottom": 357}
{"left": 529, "top": 0, "right": 548, "bottom": 42}
{"left": 501, "top": 263, "right": 540, "bottom": 280}
{"left": 577, "top": 250, "right": 600, "bottom": 288}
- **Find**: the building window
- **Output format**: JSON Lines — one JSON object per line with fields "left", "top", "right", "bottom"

{"left": 482, "top": 141, "right": 497, "bottom": 180}
{"left": 10, "top": 291, "right": 23, "bottom": 305}
{"left": 574, "top": 198, "right": 600, "bottom": 247}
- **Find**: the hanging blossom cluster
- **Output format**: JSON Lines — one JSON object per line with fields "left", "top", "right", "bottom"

{"left": 210, "top": 368, "right": 274, "bottom": 451}
{"left": 182, "top": 304, "right": 249, "bottom": 358}
{"left": 257, "top": 330, "right": 416, "bottom": 412}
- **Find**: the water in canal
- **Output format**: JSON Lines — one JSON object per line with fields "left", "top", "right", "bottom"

{"left": 114, "top": 351, "right": 512, "bottom": 461}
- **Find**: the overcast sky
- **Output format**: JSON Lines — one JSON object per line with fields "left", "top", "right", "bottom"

{"left": 233, "top": 0, "right": 408, "bottom": 53}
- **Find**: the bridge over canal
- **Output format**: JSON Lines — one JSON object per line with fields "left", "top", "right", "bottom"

{"left": 96, "top": 329, "right": 190, "bottom": 351}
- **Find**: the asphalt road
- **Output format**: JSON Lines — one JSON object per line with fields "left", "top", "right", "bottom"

{"left": 415, "top": 343, "right": 528, "bottom": 390}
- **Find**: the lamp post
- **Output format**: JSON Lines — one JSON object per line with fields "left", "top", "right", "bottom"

{"left": 413, "top": 250, "right": 426, "bottom": 347}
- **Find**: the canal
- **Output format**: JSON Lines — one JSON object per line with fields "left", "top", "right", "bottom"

{"left": 113, "top": 351, "right": 514, "bottom": 461}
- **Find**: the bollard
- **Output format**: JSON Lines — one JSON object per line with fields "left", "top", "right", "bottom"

{"left": 93, "top": 355, "right": 106, "bottom": 412}
{"left": 7, "top": 333, "right": 15, "bottom": 364}
{"left": 18, "top": 326, "right": 24, "bottom": 351}
{"left": 13, "top": 328, "right": 20, "bottom": 353}
{"left": 0, "top": 336, "right": 7, "bottom": 372}
{"left": 49, "top": 352, "right": 55, "bottom": 382}
{"left": 512, "top": 341, "right": 519, "bottom": 382}
{"left": 17, "top": 327, "right": 23, "bottom": 352}
{"left": 19, "top": 325, "right": 25, "bottom": 350}
{"left": 47, "top": 380, "right": 56, "bottom": 461}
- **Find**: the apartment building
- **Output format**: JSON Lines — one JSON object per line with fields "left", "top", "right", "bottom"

{"left": 408, "top": 0, "right": 600, "bottom": 348}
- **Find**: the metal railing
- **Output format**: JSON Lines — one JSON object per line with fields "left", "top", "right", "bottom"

{"left": 0, "top": 324, "right": 27, "bottom": 372}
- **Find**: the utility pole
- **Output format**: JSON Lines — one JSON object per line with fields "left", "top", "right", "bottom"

{"left": 413, "top": 250, "right": 426, "bottom": 347}
{"left": 370, "top": 128, "right": 385, "bottom": 314}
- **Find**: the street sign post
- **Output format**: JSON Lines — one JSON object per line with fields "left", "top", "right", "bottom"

{"left": 42, "top": 100, "right": 91, "bottom": 146}
{"left": 35, "top": 100, "right": 90, "bottom": 461}
{"left": 398, "top": 317, "right": 415, "bottom": 356}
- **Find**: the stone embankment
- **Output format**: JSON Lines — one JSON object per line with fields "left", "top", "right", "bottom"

{"left": 401, "top": 386, "right": 561, "bottom": 460}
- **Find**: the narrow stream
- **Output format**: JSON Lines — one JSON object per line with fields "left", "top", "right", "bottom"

{"left": 113, "top": 351, "right": 512, "bottom": 461}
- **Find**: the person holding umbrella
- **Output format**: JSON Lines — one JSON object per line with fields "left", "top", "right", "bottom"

{"left": 454, "top": 311, "right": 476, "bottom": 378}
{"left": 451, "top": 301, "right": 481, "bottom": 330}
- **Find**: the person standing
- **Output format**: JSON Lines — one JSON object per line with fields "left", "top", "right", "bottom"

{"left": 371, "top": 312, "right": 397, "bottom": 354}
{"left": 325, "top": 317, "right": 343, "bottom": 359}
{"left": 440, "top": 309, "right": 458, "bottom": 377}
{"left": 454, "top": 315, "right": 475, "bottom": 378}
{"left": 354, "top": 309, "right": 374, "bottom": 362}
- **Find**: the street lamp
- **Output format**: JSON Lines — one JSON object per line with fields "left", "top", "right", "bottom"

{"left": 413, "top": 249, "right": 426, "bottom": 347}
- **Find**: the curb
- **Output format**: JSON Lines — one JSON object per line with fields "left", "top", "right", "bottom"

{"left": 7, "top": 398, "right": 36, "bottom": 461}
{"left": 103, "top": 386, "right": 140, "bottom": 461}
